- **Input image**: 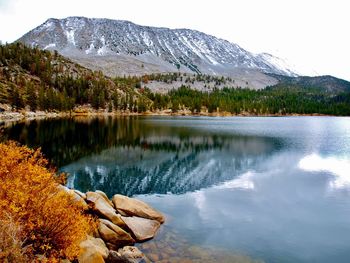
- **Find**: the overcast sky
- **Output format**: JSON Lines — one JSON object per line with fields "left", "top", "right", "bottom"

{"left": 0, "top": 0, "right": 349, "bottom": 80}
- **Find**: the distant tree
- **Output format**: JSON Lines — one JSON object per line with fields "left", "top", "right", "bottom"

{"left": 25, "top": 82, "right": 37, "bottom": 111}
{"left": 9, "top": 85, "right": 24, "bottom": 110}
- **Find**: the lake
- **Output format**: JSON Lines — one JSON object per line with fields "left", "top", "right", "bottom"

{"left": 2, "top": 116, "right": 350, "bottom": 262}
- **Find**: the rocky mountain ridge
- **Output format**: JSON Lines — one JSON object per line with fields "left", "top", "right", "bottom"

{"left": 18, "top": 17, "right": 297, "bottom": 82}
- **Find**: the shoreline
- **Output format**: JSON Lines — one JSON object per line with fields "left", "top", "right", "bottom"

{"left": 0, "top": 109, "right": 343, "bottom": 125}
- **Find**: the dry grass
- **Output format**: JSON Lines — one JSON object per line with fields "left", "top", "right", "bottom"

{"left": 0, "top": 213, "right": 28, "bottom": 263}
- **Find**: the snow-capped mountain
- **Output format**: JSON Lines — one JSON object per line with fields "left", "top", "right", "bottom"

{"left": 18, "top": 17, "right": 297, "bottom": 78}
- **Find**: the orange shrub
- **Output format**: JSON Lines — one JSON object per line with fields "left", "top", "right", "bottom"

{"left": 0, "top": 141, "right": 94, "bottom": 261}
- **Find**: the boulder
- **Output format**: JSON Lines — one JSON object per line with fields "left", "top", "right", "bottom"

{"left": 106, "top": 246, "right": 151, "bottom": 263}
{"left": 121, "top": 216, "right": 160, "bottom": 242}
{"left": 58, "top": 186, "right": 89, "bottom": 210}
{"left": 98, "top": 219, "right": 135, "bottom": 248}
{"left": 86, "top": 192, "right": 127, "bottom": 228}
{"left": 112, "top": 195, "right": 165, "bottom": 223}
{"left": 106, "top": 250, "right": 128, "bottom": 263}
{"left": 119, "top": 246, "right": 151, "bottom": 263}
{"left": 74, "top": 189, "right": 87, "bottom": 199}
{"left": 96, "top": 190, "right": 114, "bottom": 207}
{"left": 78, "top": 236, "right": 109, "bottom": 263}
{"left": 71, "top": 192, "right": 89, "bottom": 210}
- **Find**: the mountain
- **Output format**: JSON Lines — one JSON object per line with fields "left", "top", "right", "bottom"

{"left": 18, "top": 17, "right": 297, "bottom": 87}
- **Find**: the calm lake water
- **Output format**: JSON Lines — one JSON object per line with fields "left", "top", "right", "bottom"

{"left": 2, "top": 116, "right": 350, "bottom": 262}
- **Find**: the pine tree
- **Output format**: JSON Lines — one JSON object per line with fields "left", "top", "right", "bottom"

{"left": 25, "top": 82, "right": 37, "bottom": 111}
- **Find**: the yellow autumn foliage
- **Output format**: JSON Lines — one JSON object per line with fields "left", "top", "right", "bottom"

{"left": 0, "top": 141, "right": 94, "bottom": 261}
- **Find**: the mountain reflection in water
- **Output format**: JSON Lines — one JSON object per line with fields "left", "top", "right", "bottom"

{"left": 2, "top": 116, "right": 283, "bottom": 196}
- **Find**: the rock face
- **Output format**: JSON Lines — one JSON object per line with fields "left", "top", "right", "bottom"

{"left": 86, "top": 191, "right": 127, "bottom": 228}
{"left": 121, "top": 216, "right": 161, "bottom": 242}
{"left": 78, "top": 236, "right": 109, "bottom": 263}
{"left": 112, "top": 194, "right": 165, "bottom": 223}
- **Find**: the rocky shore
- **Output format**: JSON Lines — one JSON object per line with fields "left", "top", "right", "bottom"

{"left": 63, "top": 187, "right": 165, "bottom": 263}
{"left": 0, "top": 108, "right": 334, "bottom": 125}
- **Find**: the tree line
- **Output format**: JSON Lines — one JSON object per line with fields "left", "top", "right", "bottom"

{"left": 0, "top": 43, "right": 349, "bottom": 115}
{"left": 144, "top": 85, "right": 350, "bottom": 116}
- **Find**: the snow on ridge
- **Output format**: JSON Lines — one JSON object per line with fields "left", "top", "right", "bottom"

{"left": 43, "top": 43, "right": 56, "bottom": 50}
{"left": 65, "top": 30, "right": 76, "bottom": 46}
{"left": 85, "top": 43, "right": 95, "bottom": 54}
{"left": 257, "top": 53, "right": 299, "bottom": 76}
{"left": 20, "top": 17, "right": 298, "bottom": 76}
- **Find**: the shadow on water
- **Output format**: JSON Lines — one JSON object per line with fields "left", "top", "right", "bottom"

{"left": 1, "top": 116, "right": 285, "bottom": 197}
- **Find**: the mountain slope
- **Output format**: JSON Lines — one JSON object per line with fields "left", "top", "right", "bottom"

{"left": 0, "top": 43, "right": 148, "bottom": 112}
{"left": 18, "top": 17, "right": 297, "bottom": 81}
{"left": 268, "top": 74, "right": 350, "bottom": 93}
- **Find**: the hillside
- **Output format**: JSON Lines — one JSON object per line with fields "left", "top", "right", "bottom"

{"left": 268, "top": 74, "right": 350, "bottom": 93}
{"left": 0, "top": 43, "right": 149, "bottom": 112}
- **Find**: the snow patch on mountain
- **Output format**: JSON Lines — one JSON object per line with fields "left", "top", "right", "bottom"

{"left": 65, "top": 30, "right": 76, "bottom": 46}
{"left": 43, "top": 43, "right": 56, "bottom": 50}
{"left": 256, "top": 53, "right": 299, "bottom": 76}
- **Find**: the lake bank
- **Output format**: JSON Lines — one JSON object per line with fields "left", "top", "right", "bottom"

{"left": 0, "top": 108, "right": 337, "bottom": 125}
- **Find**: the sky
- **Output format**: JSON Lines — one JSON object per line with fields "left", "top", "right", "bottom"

{"left": 0, "top": 0, "right": 349, "bottom": 80}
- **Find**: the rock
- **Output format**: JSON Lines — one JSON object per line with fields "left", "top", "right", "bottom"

{"left": 79, "top": 252, "right": 104, "bottom": 263}
{"left": 105, "top": 242, "right": 120, "bottom": 252}
{"left": 71, "top": 192, "right": 89, "bottom": 210}
{"left": 112, "top": 194, "right": 165, "bottom": 223}
{"left": 74, "top": 189, "right": 87, "bottom": 199}
{"left": 121, "top": 216, "right": 161, "bottom": 242}
{"left": 106, "top": 250, "right": 128, "bottom": 263}
{"left": 107, "top": 249, "right": 150, "bottom": 263}
{"left": 78, "top": 236, "right": 109, "bottom": 263}
{"left": 147, "top": 253, "right": 160, "bottom": 262}
{"left": 118, "top": 246, "right": 151, "bottom": 263}
{"left": 98, "top": 219, "right": 135, "bottom": 248}
{"left": 96, "top": 190, "right": 114, "bottom": 207}
{"left": 86, "top": 192, "right": 127, "bottom": 228}
{"left": 58, "top": 186, "right": 89, "bottom": 210}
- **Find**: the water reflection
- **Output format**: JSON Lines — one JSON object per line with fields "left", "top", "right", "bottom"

{"left": 1, "top": 116, "right": 284, "bottom": 196}
{"left": 298, "top": 154, "right": 350, "bottom": 189}
{"left": 60, "top": 125, "right": 283, "bottom": 196}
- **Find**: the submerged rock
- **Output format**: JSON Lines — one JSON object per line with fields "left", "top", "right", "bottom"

{"left": 112, "top": 194, "right": 165, "bottom": 223}
{"left": 121, "top": 216, "right": 161, "bottom": 242}
{"left": 106, "top": 247, "right": 151, "bottom": 263}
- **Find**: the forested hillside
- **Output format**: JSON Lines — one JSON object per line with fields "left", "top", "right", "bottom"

{"left": 0, "top": 43, "right": 149, "bottom": 112}
{"left": 0, "top": 43, "right": 349, "bottom": 116}
{"left": 147, "top": 85, "right": 350, "bottom": 115}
